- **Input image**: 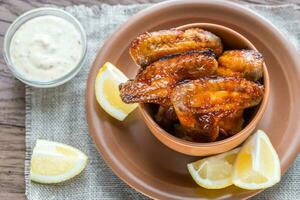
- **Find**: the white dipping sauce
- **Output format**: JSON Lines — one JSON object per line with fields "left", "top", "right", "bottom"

{"left": 10, "top": 15, "right": 83, "bottom": 82}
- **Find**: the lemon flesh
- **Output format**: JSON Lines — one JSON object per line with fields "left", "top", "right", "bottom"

{"left": 30, "top": 140, "right": 88, "bottom": 184}
{"left": 95, "top": 62, "right": 138, "bottom": 121}
{"left": 233, "top": 130, "right": 281, "bottom": 190}
{"left": 187, "top": 148, "right": 240, "bottom": 189}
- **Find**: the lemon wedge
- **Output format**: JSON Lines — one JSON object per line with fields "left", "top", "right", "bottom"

{"left": 187, "top": 148, "right": 240, "bottom": 189}
{"left": 30, "top": 140, "right": 88, "bottom": 184}
{"left": 95, "top": 62, "right": 138, "bottom": 121}
{"left": 233, "top": 130, "right": 281, "bottom": 190}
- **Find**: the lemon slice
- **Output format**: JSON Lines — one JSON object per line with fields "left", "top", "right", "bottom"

{"left": 30, "top": 140, "right": 88, "bottom": 184}
{"left": 95, "top": 62, "right": 138, "bottom": 121}
{"left": 233, "top": 130, "right": 281, "bottom": 190}
{"left": 187, "top": 148, "right": 240, "bottom": 189}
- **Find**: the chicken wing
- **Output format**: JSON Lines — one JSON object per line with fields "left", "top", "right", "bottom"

{"left": 155, "top": 106, "right": 178, "bottom": 130}
{"left": 173, "top": 109, "right": 244, "bottom": 142}
{"left": 219, "top": 109, "right": 244, "bottom": 136}
{"left": 217, "top": 50, "right": 264, "bottom": 81}
{"left": 130, "top": 28, "right": 223, "bottom": 67}
{"left": 171, "top": 76, "right": 264, "bottom": 141}
{"left": 119, "top": 51, "right": 218, "bottom": 105}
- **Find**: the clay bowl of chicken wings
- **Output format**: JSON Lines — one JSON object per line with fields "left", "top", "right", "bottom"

{"left": 120, "top": 23, "right": 269, "bottom": 156}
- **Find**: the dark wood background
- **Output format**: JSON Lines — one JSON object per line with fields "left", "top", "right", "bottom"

{"left": 0, "top": 0, "right": 299, "bottom": 199}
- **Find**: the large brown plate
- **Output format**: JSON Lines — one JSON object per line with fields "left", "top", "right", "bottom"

{"left": 86, "top": 0, "right": 300, "bottom": 199}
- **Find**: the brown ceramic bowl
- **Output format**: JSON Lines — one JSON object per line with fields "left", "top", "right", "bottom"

{"left": 139, "top": 23, "right": 270, "bottom": 156}
{"left": 86, "top": 0, "right": 300, "bottom": 199}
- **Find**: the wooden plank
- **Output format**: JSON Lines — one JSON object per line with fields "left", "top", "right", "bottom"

{"left": 0, "top": 125, "right": 25, "bottom": 198}
{"left": 0, "top": 59, "right": 25, "bottom": 127}
{"left": 0, "top": 193, "right": 25, "bottom": 200}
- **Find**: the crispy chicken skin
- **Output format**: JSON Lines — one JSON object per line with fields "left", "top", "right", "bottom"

{"left": 217, "top": 50, "right": 264, "bottom": 81}
{"left": 177, "top": 110, "right": 244, "bottom": 142}
{"left": 119, "top": 51, "right": 218, "bottom": 105}
{"left": 165, "top": 106, "right": 244, "bottom": 142}
{"left": 130, "top": 28, "right": 223, "bottom": 67}
{"left": 120, "top": 27, "right": 266, "bottom": 142}
{"left": 171, "top": 77, "right": 264, "bottom": 141}
{"left": 155, "top": 106, "right": 178, "bottom": 130}
{"left": 219, "top": 109, "right": 244, "bottom": 136}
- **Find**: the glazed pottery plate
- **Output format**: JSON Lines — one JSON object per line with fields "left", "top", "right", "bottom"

{"left": 86, "top": 0, "right": 300, "bottom": 199}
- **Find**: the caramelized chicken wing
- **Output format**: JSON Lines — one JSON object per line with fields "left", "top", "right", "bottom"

{"left": 217, "top": 50, "right": 264, "bottom": 81}
{"left": 119, "top": 51, "right": 218, "bottom": 105}
{"left": 155, "top": 106, "right": 178, "bottom": 130}
{"left": 173, "top": 109, "right": 244, "bottom": 142}
{"left": 178, "top": 110, "right": 242, "bottom": 142}
{"left": 171, "top": 77, "right": 264, "bottom": 141}
{"left": 219, "top": 109, "right": 244, "bottom": 136}
{"left": 130, "top": 28, "right": 223, "bottom": 67}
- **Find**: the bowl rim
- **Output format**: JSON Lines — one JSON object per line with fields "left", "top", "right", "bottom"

{"left": 139, "top": 22, "right": 270, "bottom": 149}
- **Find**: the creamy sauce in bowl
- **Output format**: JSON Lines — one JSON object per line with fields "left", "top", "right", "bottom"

{"left": 9, "top": 15, "right": 83, "bottom": 82}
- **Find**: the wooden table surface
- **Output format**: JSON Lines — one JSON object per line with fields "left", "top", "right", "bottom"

{"left": 0, "top": 0, "right": 299, "bottom": 199}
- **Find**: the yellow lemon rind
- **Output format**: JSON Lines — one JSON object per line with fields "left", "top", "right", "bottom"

{"left": 94, "top": 62, "right": 138, "bottom": 121}
{"left": 232, "top": 130, "right": 281, "bottom": 190}
{"left": 30, "top": 140, "right": 88, "bottom": 184}
{"left": 187, "top": 148, "right": 240, "bottom": 189}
